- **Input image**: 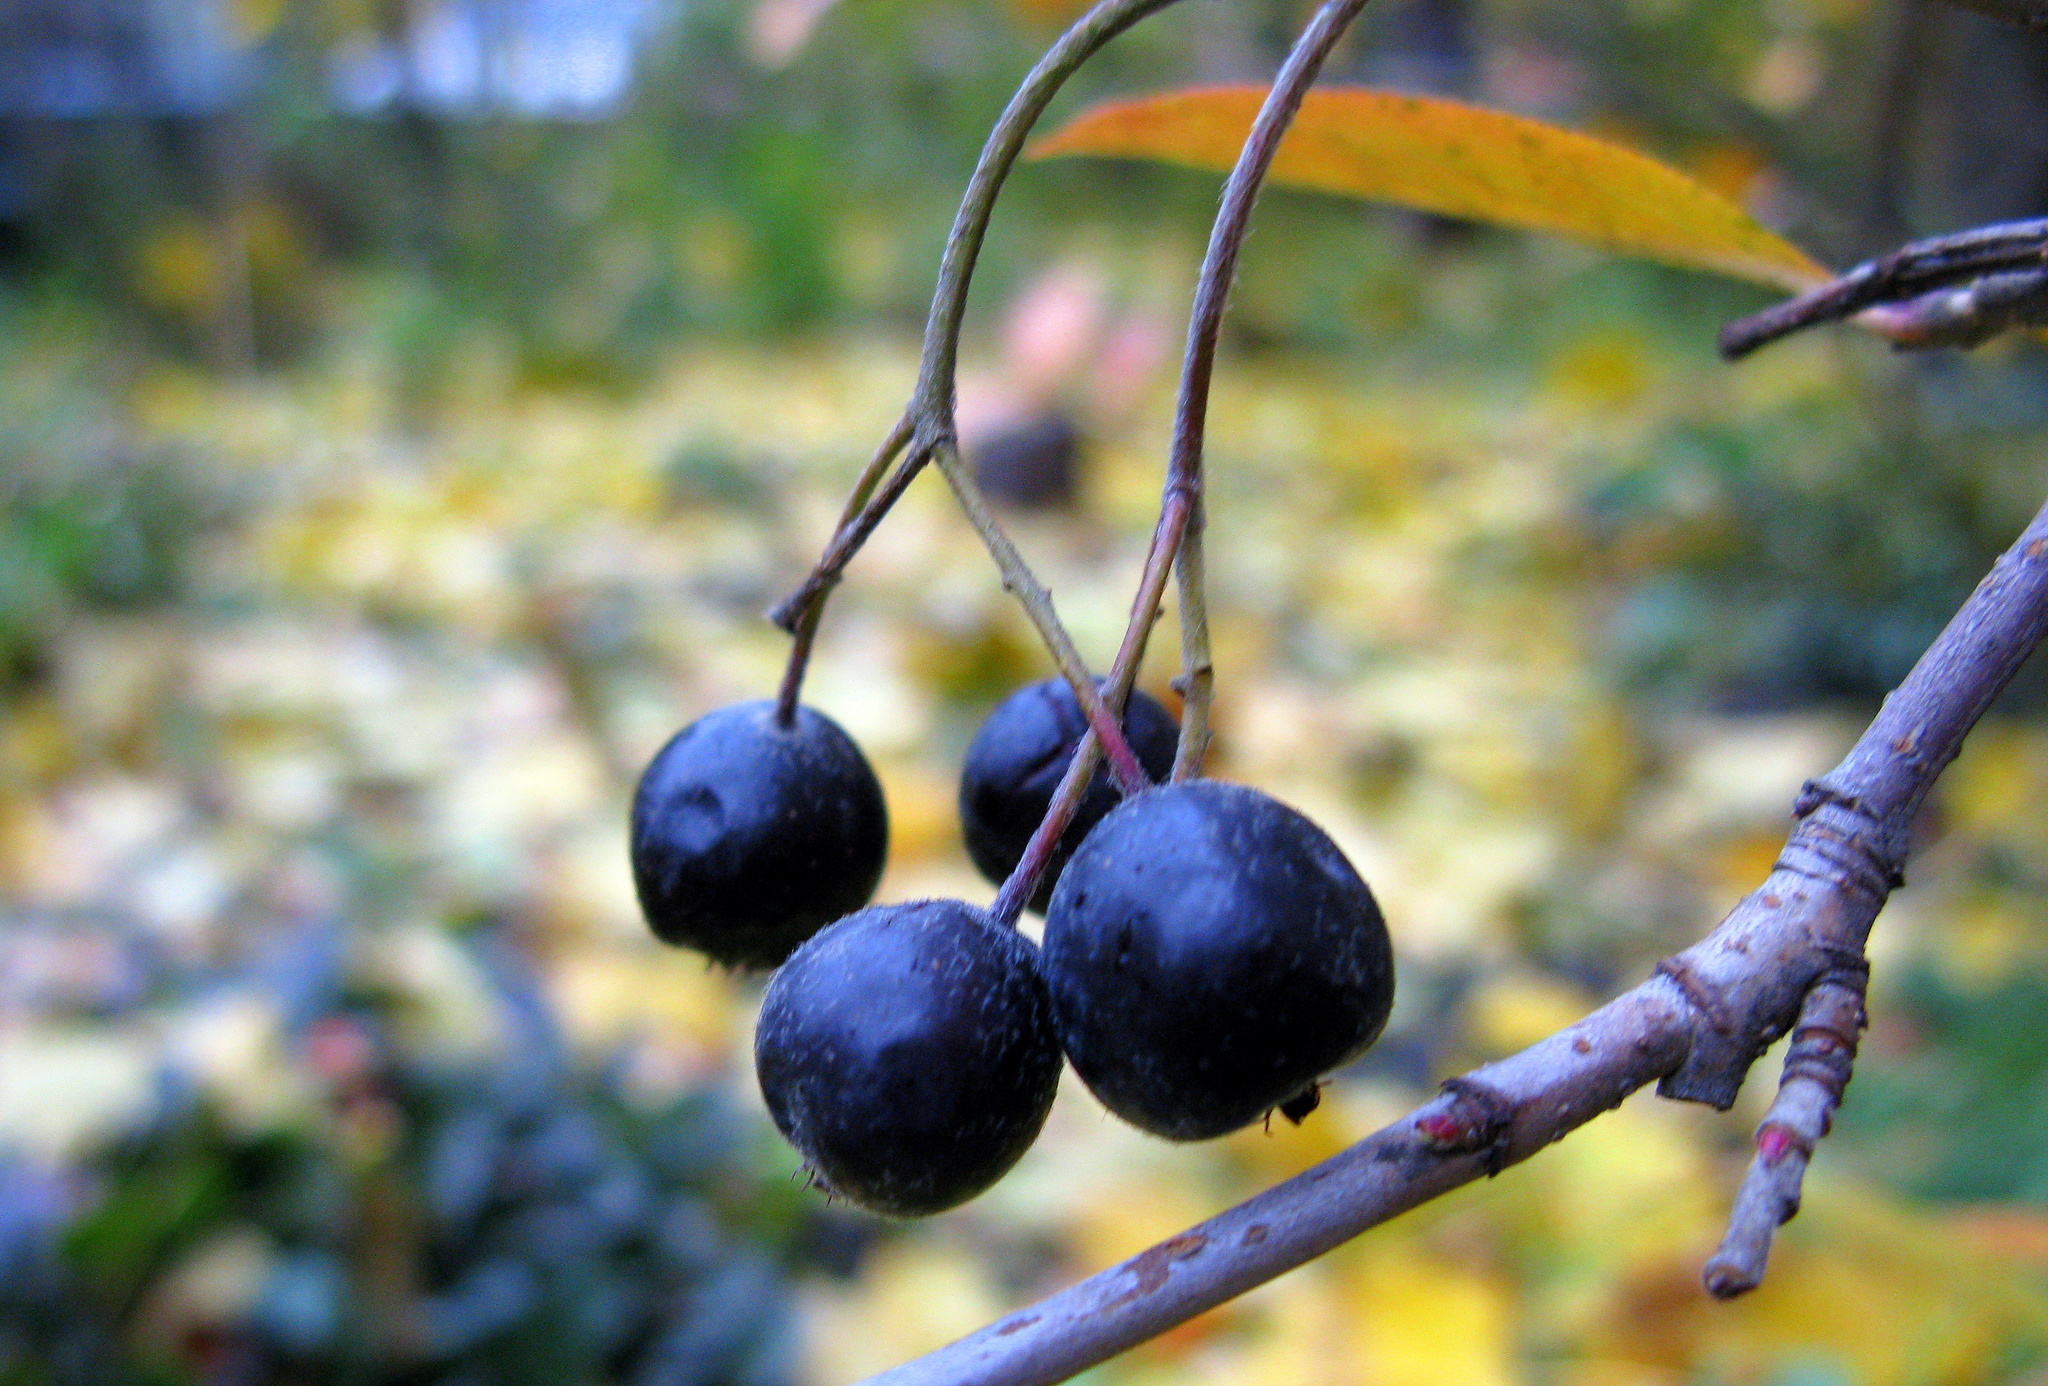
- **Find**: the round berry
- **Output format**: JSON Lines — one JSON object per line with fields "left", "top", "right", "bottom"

{"left": 754, "top": 899, "right": 1062, "bottom": 1217}
{"left": 630, "top": 701, "right": 887, "bottom": 969}
{"left": 1041, "top": 780, "right": 1393, "bottom": 1140}
{"left": 958, "top": 679, "right": 1179, "bottom": 912}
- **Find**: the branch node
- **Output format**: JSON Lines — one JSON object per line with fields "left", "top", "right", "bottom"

{"left": 1417, "top": 1078, "right": 1515, "bottom": 1174}
{"left": 1654, "top": 956, "right": 1738, "bottom": 1039}
{"left": 1792, "top": 777, "right": 1861, "bottom": 820}
{"left": 1777, "top": 791, "right": 1907, "bottom": 900}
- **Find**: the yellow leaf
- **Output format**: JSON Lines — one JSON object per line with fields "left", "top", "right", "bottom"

{"left": 1030, "top": 87, "right": 1832, "bottom": 293}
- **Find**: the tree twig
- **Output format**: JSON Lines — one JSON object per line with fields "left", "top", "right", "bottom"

{"left": 858, "top": 492, "right": 2048, "bottom": 1386}
{"left": 1701, "top": 961, "right": 1868, "bottom": 1298}
{"left": 1720, "top": 218, "right": 2048, "bottom": 360}
{"left": 1853, "top": 268, "right": 2048, "bottom": 351}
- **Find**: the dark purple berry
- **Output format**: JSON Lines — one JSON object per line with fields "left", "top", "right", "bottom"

{"left": 958, "top": 678, "right": 1179, "bottom": 912}
{"left": 754, "top": 899, "right": 1061, "bottom": 1217}
{"left": 1041, "top": 780, "right": 1393, "bottom": 1141}
{"left": 630, "top": 701, "right": 887, "bottom": 969}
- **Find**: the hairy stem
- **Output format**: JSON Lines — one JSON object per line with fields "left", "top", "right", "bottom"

{"left": 859, "top": 495, "right": 2048, "bottom": 1386}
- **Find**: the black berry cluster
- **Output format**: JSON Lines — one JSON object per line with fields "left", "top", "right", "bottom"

{"left": 629, "top": 675, "right": 1394, "bottom": 1219}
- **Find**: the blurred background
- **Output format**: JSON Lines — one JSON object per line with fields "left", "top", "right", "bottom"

{"left": 5, "top": 0, "right": 2048, "bottom": 1382}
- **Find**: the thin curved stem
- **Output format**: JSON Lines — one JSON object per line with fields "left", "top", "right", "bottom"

{"left": 929, "top": 440, "right": 1151, "bottom": 795}
{"left": 993, "top": 0, "right": 1369, "bottom": 900}
{"left": 909, "top": 0, "right": 1191, "bottom": 418}
{"left": 768, "top": 0, "right": 1193, "bottom": 657}
{"left": 1136, "top": 0, "right": 1373, "bottom": 780}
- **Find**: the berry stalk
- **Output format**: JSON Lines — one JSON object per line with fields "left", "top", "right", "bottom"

{"left": 766, "top": 0, "right": 1193, "bottom": 649}
{"left": 1155, "top": 0, "right": 1375, "bottom": 780}
{"left": 929, "top": 438, "right": 1152, "bottom": 796}
{"left": 989, "top": 489, "right": 1187, "bottom": 924}
{"left": 774, "top": 414, "right": 914, "bottom": 726}
{"left": 769, "top": 419, "right": 919, "bottom": 638}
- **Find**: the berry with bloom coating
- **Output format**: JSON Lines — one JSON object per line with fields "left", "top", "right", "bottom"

{"left": 755, "top": 899, "right": 1062, "bottom": 1216}
{"left": 1042, "top": 780, "right": 1392, "bottom": 1140}
{"left": 631, "top": 701, "right": 887, "bottom": 969}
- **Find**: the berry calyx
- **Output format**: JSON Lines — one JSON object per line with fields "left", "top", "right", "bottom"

{"left": 1041, "top": 780, "right": 1393, "bottom": 1140}
{"left": 754, "top": 899, "right": 1062, "bottom": 1216}
{"left": 630, "top": 700, "right": 887, "bottom": 969}
{"left": 958, "top": 678, "right": 1179, "bottom": 912}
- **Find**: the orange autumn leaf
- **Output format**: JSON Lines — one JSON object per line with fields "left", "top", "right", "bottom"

{"left": 1030, "top": 86, "right": 1832, "bottom": 293}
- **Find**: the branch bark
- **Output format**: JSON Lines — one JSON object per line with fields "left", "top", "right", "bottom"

{"left": 858, "top": 494, "right": 2048, "bottom": 1386}
{"left": 1702, "top": 961, "right": 1868, "bottom": 1297}
{"left": 1720, "top": 218, "right": 2048, "bottom": 359}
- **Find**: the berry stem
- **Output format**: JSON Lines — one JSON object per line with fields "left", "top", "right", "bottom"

{"left": 769, "top": 415, "right": 918, "bottom": 635}
{"left": 998, "top": 0, "right": 1370, "bottom": 911}
{"left": 990, "top": 490, "right": 1187, "bottom": 925}
{"left": 1124, "top": 0, "right": 1375, "bottom": 781}
{"left": 1169, "top": 521, "right": 1212, "bottom": 779}
{"left": 765, "top": 0, "right": 1192, "bottom": 651}
{"left": 929, "top": 438, "right": 1152, "bottom": 796}
{"left": 773, "top": 414, "right": 915, "bottom": 724}
{"left": 991, "top": 743, "right": 1097, "bottom": 927}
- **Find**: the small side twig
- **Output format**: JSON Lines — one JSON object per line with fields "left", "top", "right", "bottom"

{"left": 1854, "top": 268, "right": 2048, "bottom": 351}
{"left": 1702, "top": 961, "right": 1869, "bottom": 1299}
{"left": 1720, "top": 217, "right": 2048, "bottom": 359}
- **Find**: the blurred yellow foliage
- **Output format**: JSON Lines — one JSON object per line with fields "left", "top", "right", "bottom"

{"left": 6, "top": 290, "right": 2048, "bottom": 1386}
